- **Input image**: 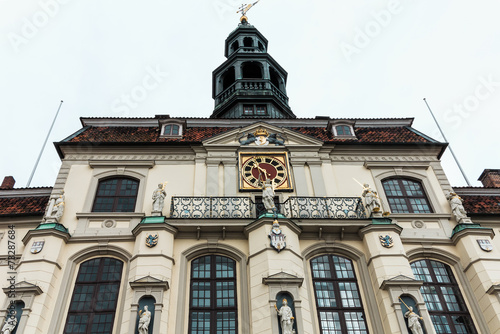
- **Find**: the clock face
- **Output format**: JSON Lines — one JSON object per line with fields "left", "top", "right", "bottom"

{"left": 239, "top": 153, "right": 293, "bottom": 191}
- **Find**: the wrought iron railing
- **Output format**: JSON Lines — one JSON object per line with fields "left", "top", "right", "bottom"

{"left": 283, "top": 197, "right": 367, "bottom": 219}
{"left": 170, "top": 197, "right": 253, "bottom": 219}
{"left": 170, "top": 196, "right": 367, "bottom": 219}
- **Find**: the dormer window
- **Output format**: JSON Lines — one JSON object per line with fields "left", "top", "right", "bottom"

{"left": 335, "top": 125, "right": 352, "bottom": 136}
{"left": 328, "top": 120, "right": 357, "bottom": 139}
{"left": 163, "top": 124, "right": 180, "bottom": 136}
{"left": 158, "top": 119, "right": 185, "bottom": 138}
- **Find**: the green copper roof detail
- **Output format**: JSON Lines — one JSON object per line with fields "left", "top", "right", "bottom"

{"left": 371, "top": 218, "right": 393, "bottom": 225}
{"left": 451, "top": 223, "right": 487, "bottom": 237}
{"left": 258, "top": 212, "right": 286, "bottom": 219}
{"left": 36, "top": 223, "right": 70, "bottom": 234}
{"left": 140, "top": 216, "right": 166, "bottom": 224}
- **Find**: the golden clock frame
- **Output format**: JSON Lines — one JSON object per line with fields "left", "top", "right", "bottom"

{"left": 238, "top": 152, "right": 294, "bottom": 191}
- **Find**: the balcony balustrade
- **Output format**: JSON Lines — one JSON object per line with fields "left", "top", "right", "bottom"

{"left": 170, "top": 196, "right": 366, "bottom": 219}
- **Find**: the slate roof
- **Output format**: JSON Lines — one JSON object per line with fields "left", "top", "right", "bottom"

{"left": 64, "top": 126, "right": 433, "bottom": 144}
{"left": 0, "top": 195, "right": 49, "bottom": 216}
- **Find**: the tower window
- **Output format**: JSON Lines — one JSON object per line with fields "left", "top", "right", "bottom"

{"left": 382, "top": 178, "right": 432, "bottom": 213}
{"left": 242, "top": 62, "right": 262, "bottom": 79}
{"left": 222, "top": 67, "right": 236, "bottom": 91}
{"left": 231, "top": 40, "right": 239, "bottom": 53}
{"left": 243, "top": 37, "right": 253, "bottom": 47}
{"left": 258, "top": 41, "right": 265, "bottom": 52}
{"left": 243, "top": 105, "right": 267, "bottom": 116}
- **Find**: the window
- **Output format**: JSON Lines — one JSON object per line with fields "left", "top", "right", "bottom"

{"left": 92, "top": 177, "right": 139, "bottom": 212}
{"left": 189, "top": 255, "right": 237, "bottom": 334}
{"left": 335, "top": 125, "right": 352, "bottom": 136}
{"left": 311, "top": 255, "right": 368, "bottom": 334}
{"left": 242, "top": 104, "right": 267, "bottom": 116}
{"left": 411, "top": 260, "right": 477, "bottom": 334}
{"left": 382, "top": 178, "right": 432, "bottom": 213}
{"left": 163, "top": 124, "right": 181, "bottom": 136}
{"left": 64, "top": 258, "right": 123, "bottom": 334}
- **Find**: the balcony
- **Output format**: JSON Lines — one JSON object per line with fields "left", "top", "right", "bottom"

{"left": 170, "top": 196, "right": 367, "bottom": 220}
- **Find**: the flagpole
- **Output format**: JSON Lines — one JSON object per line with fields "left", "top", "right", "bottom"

{"left": 423, "top": 98, "right": 471, "bottom": 186}
{"left": 26, "top": 100, "right": 64, "bottom": 187}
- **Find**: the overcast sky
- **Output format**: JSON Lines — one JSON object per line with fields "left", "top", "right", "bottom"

{"left": 1, "top": 0, "right": 499, "bottom": 188}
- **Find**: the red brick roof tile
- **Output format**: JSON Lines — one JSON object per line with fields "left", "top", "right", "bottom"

{"left": 0, "top": 196, "right": 49, "bottom": 216}
{"left": 461, "top": 195, "right": 500, "bottom": 215}
{"left": 66, "top": 126, "right": 432, "bottom": 144}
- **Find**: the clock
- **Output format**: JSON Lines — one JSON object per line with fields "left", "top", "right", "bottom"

{"left": 239, "top": 152, "right": 293, "bottom": 191}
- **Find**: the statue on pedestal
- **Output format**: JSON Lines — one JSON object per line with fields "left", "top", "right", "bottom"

{"left": 446, "top": 191, "right": 468, "bottom": 221}
{"left": 404, "top": 306, "right": 424, "bottom": 334}
{"left": 362, "top": 184, "right": 381, "bottom": 217}
{"left": 1, "top": 311, "right": 18, "bottom": 334}
{"left": 152, "top": 182, "right": 167, "bottom": 214}
{"left": 274, "top": 299, "right": 295, "bottom": 334}
{"left": 138, "top": 305, "right": 151, "bottom": 334}
{"left": 262, "top": 178, "right": 277, "bottom": 214}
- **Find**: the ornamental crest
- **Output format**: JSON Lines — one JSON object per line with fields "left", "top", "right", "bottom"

{"left": 269, "top": 220, "right": 286, "bottom": 252}
{"left": 31, "top": 241, "right": 44, "bottom": 254}
{"left": 379, "top": 235, "right": 394, "bottom": 248}
{"left": 477, "top": 239, "right": 493, "bottom": 252}
{"left": 145, "top": 234, "right": 158, "bottom": 248}
{"left": 239, "top": 128, "right": 285, "bottom": 146}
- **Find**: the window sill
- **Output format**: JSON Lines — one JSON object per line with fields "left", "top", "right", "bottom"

{"left": 76, "top": 212, "right": 146, "bottom": 219}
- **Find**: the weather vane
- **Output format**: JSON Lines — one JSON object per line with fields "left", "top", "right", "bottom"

{"left": 237, "top": 1, "right": 260, "bottom": 23}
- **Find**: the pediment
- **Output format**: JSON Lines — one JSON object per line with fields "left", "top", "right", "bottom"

{"left": 262, "top": 271, "right": 304, "bottom": 287}
{"left": 130, "top": 275, "right": 169, "bottom": 290}
{"left": 2, "top": 281, "right": 43, "bottom": 295}
{"left": 202, "top": 122, "right": 324, "bottom": 147}
{"left": 132, "top": 275, "right": 165, "bottom": 283}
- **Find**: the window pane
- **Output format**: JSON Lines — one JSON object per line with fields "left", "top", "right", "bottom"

{"left": 216, "top": 281, "right": 235, "bottom": 307}
{"left": 193, "top": 256, "right": 211, "bottom": 278}
{"left": 77, "top": 258, "right": 100, "bottom": 283}
{"left": 92, "top": 197, "right": 114, "bottom": 212}
{"left": 311, "top": 256, "right": 332, "bottom": 278}
{"left": 421, "top": 286, "right": 443, "bottom": 311}
{"left": 345, "top": 312, "right": 368, "bottom": 334}
{"left": 216, "top": 312, "right": 236, "bottom": 334}
{"left": 192, "top": 282, "right": 211, "bottom": 307}
{"left": 383, "top": 178, "right": 432, "bottom": 214}
{"left": 69, "top": 285, "right": 95, "bottom": 311}
{"left": 333, "top": 256, "right": 355, "bottom": 279}
{"left": 101, "top": 258, "right": 123, "bottom": 281}
{"left": 216, "top": 256, "right": 235, "bottom": 278}
{"left": 65, "top": 314, "right": 89, "bottom": 333}
{"left": 431, "top": 261, "right": 452, "bottom": 283}
{"left": 172, "top": 125, "right": 179, "bottom": 135}
{"left": 190, "top": 312, "right": 210, "bottom": 334}
{"left": 116, "top": 197, "right": 136, "bottom": 212}
{"left": 431, "top": 315, "right": 451, "bottom": 334}
{"left": 383, "top": 179, "right": 403, "bottom": 196}
{"left": 97, "top": 179, "right": 118, "bottom": 196}
{"left": 314, "top": 282, "right": 336, "bottom": 307}
{"left": 93, "top": 178, "right": 139, "bottom": 213}
{"left": 96, "top": 284, "right": 120, "bottom": 311}
{"left": 339, "top": 282, "right": 361, "bottom": 308}
{"left": 410, "top": 260, "right": 433, "bottom": 282}
{"left": 164, "top": 124, "right": 171, "bottom": 135}
{"left": 319, "top": 312, "right": 342, "bottom": 334}
{"left": 90, "top": 313, "right": 114, "bottom": 334}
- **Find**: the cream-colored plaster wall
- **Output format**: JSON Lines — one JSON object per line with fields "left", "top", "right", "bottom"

{"left": 331, "top": 164, "right": 373, "bottom": 197}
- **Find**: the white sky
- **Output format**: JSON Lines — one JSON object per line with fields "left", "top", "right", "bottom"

{"left": 0, "top": 0, "right": 499, "bottom": 188}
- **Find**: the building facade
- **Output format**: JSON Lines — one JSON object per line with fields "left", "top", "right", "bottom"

{"left": 1, "top": 20, "right": 500, "bottom": 334}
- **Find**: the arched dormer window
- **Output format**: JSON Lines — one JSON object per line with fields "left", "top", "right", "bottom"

{"left": 163, "top": 124, "right": 180, "bottom": 136}
{"left": 159, "top": 120, "right": 184, "bottom": 138}
{"left": 92, "top": 177, "right": 139, "bottom": 212}
{"left": 382, "top": 178, "right": 432, "bottom": 213}
{"left": 328, "top": 120, "right": 356, "bottom": 139}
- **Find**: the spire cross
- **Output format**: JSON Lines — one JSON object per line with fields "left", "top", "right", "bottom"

{"left": 237, "top": 1, "right": 260, "bottom": 21}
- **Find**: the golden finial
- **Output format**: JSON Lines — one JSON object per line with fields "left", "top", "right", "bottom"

{"left": 237, "top": 1, "right": 261, "bottom": 23}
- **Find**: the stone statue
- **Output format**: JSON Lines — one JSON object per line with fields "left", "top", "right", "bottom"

{"left": 446, "top": 191, "right": 468, "bottom": 221}
{"left": 1, "top": 312, "right": 18, "bottom": 334}
{"left": 404, "top": 306, "right": 424, "bottom": 334}
{"left": 274, "top": 299, "right": 295, "bottom": 334}
{"left": 262, "top": 178, "right": 277, "bottom": 214}
{"left": 362, "top": 184, "right": 381, "bottom": 216}
{"left": 138, "top": 305, "right": 151, "bottom": 334}
{"left": 49, "top": 192, "right": 65, "bottom": 221}
{"left": 152, "top": 183, "right": 167, "bottom": 213}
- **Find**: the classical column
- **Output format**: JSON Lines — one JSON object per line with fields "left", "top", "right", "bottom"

{"left": 307, "top": 161, "right": 326, "bottom": 197}
{"left": 222, "top": 159, "right": 237, "bottom": 196}
{"left": 206, "top": 161, "right": 220, "bottom": 196}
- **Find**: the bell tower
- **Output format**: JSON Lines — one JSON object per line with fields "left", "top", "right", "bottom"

{"left": 211, "top": 18, "right": 295, "bottom": 119}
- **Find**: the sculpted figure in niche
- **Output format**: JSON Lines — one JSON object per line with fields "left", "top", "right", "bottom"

{"left": 1, "top": 311, "right": 18, "bottom": 334}
{"left": 152, "top": 183, "right": 167, "bottom": 213}
{"left": 404, "top": 306, "right": 424, "bottom": 334}
{"left": 446, "top": 191, "right": 468, "bottom": 221}
{"left": 138, "top": 305, "right": 151, "bottom": 334}
{"left": 262, "top": 178, "right": 277, "bottom": 214}
{"left": 362, "top": 184, "right": 381, "bottom": 216}
{"left": 275, "top": 299, "right": 295, "bottom": 334}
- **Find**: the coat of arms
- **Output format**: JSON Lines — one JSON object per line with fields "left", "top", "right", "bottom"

{"left": 269, "top": 220, "right": 286, "bottom": 252}
{"left": 477, "top": 239, "right": 493, "bottom": 252}
{"left": 145, "top": 234, "right": 158, "bottom": 248}
{"left": 31, "top": 241, "right": 45, "bottom": 254}
{"left": 379, "top": 235, "right": 394, "bottom": 248}
{"left": 239, "top": 128, "right": 285, "bottom": 146}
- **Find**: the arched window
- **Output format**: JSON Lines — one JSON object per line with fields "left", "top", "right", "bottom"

{"left": 411, "top": 260, "right": 477, "bottom": 333}
{"left": 163, "top": 124, "right": 181, "bottom": 136}
{"left": 231, "top": 40, "right": 239, "bottom": 53}
{"left": 243, "top": 37, "right": 253, "bottom": 47}
{"left": 311, "top": 255, "right": 368, "bottom": 334}
{"left": 382, "top": 178, "right": 432, "bottom": 213}
{"left": 270, "top": 67, "right": 282, "bottom": 91}
{"left": 335, "top": 125, "right": 352, "bottom": 136}
{"left": 64, "top": 258, "right": 124, "bottom": 334}
{"left": 222, "top": 67, "right": 236, "bottom": 91}
{"left": 242, "top": 62, "right": 262, "bottom": 79}
{"left": 189, "top": 255, "right": 237, "bottom": 334}
{"left": 92, "top": 177, "right": 139, "bottom": 212}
